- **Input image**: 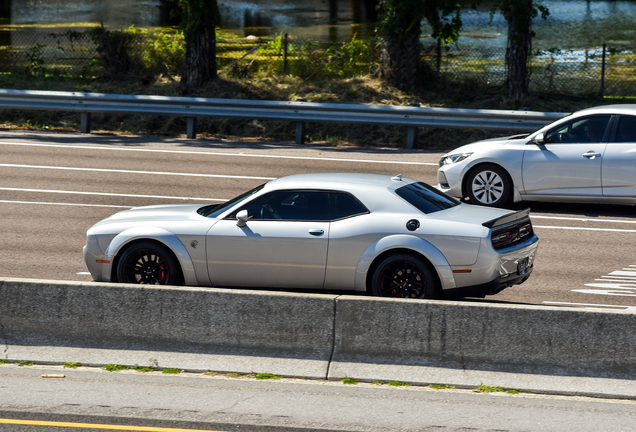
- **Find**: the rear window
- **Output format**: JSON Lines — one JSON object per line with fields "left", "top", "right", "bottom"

{"left": 396, "top": 182, "right": 460, "bottom": 214}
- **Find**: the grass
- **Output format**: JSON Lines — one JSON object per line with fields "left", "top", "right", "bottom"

{"left": 429, "top": 384, "right": 456, "bottom": 390}
{"left": 161, "top": 368, "right": 182, "bottom": 374}
{"left": 18, "top": 361, "right": 33, "bottom": 366}
{"left": 0, "top": 360, "right": 7, "bottom": 365}
{"left": 102, "top": 364, "right": 129, "bottom": 372}
{"left": 63, "top": 362, "right": 81, "bottom": 369}
{"left": 387, "top": 381, "right": 411, "bottom": 387}
{"left": 255, "top": 372, "right": 281, "bottom": 380}
{"left": 339, "top": 377, "right": 359, "bottom": 385}
{"left": 474, "top": 384, "right": 521, "bottom": 394}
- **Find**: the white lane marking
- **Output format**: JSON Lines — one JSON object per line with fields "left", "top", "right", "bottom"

{"left": 533, "top": 225, "right": 636, "bottom": 233}
{"left": 0, "top": 200, "right": 132, "bottom": 208}
{"left": 0, "top": 164, "right": 275, "bottom": 180}
{"left": 77, "top": 272, "right": 91, "bottom": 275}
{"left": 543, "top": 301, "right": 636, "bottom": 311}
{"left": 572, "top": 289, "right": 636, "bottom": 297}
{"left": 0, "top": 187, "right": 227, "bottom": 202}
{"left": 532, "top": 215, "right": 636, "bottom": 224}
{"left": 0, "top": 141, "right": 439, "bottom": 166}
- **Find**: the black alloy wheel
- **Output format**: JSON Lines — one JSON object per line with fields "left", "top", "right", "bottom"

{"left": 116, "top": 241, "right": 182, "bottom": 285}
{"left": 371, "top": 254, "right": 440, "bottom": 299}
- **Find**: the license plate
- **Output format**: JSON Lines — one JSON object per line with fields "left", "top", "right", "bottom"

{"left": 517, "top": 258, "right": 530, "bottom": 275}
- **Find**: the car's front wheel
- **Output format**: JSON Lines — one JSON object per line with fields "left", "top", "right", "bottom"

{"left": 371, "top": 254, "right": 440, "bottom": 299}
{"left": 116, "top": 241, "right": 183, "bottom": 285}
{"left": 466, "top": 164, "right": 512, "bottom": 207}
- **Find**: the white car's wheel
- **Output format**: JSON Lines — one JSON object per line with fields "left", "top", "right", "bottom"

{"left": 370, "top": 254, "right": 441, "bottom": 299}
{"left": 466, "top": 164, "right": 512, "bottom": 207}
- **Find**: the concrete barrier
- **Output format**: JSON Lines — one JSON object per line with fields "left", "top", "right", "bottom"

{"left": 2, "top": 277, "right": 636, "bottom": 396}
{"left": 328, "top": 296, "right": 636, "bottom": 385}
{"left": 0, "top": 278, "right": 337, "bottom": 378}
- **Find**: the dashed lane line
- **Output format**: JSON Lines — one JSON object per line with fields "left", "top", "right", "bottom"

{"left": 0, "top": 164, "right": 276, "bottom": 180}
{"left": 0, "top": 200, "right": 132, "bottom": 208}
{"left": 0, "top": 141, "right": 439, "bottom": 165}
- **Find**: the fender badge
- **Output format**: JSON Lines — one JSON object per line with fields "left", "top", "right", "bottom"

{"left": 190, "top": 240, "right": 198, "bottom": 248}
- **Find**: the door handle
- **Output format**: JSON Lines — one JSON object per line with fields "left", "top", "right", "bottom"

{"left": 582, "top": 150, "right": 601, "bottom": 159}
{"left": 308, "top": 229, "right": 324, "bottom": 236}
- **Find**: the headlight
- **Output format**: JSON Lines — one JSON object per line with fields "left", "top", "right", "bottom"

{"left": 439, "top": 152, "right": 473, "bottom": 166}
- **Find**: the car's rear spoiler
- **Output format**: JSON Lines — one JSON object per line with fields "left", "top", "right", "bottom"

{"left": 482, "top": 208, "right": 531, "bottom": 229}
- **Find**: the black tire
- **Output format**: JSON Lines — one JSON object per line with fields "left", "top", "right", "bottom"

{"left": 116, "top": 241, "right": 183, "bottom": 285}
{"left": 465, "top": 164, "right": 512, "bottom": 207}
{"left": 371, "top": 254, "right": 440, "bottom": 299}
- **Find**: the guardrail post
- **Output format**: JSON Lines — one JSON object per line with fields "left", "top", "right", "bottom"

{"left": 295, "top": 122, "right": 306, "bottom": 144}
{"left": 406, "top": 127, "right": 417, "bottom": 149}
{"left": 81, "top": 112, "right": 91, "bottom": 134}
{"left": 187, "top": 117, "right": 197, "bottom": 139}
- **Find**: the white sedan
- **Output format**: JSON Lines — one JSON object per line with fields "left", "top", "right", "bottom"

{"left": 84, "top": 173, "right": 539, "bottom": 299}
{"left": 437, "top": 104, "right": 636, "bottom": 207}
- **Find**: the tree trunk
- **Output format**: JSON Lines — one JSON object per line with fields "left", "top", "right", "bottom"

{"left": 380, "top": 30, "right": 421, "bottom": 90}
{"left": 504, "top": 1, "right": 533, "bottom": 100}
{"left": 181, "top": 26, "right": 217, "bottom": 94}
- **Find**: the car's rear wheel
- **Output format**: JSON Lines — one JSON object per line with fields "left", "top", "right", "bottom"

{"left": 466, "top": 164, "right": 512, "bottom": 207}
{"left": 116, "top": 241, "right": 183, "bottom": 285}
{"left": 371, "top": 254, "right": 440, "bottom": 299}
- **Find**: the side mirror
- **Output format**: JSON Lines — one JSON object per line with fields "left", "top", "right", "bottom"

{"left": 236, "top": 209, "right": 251, "bottom": 227}
{"left": 533, "top": 133, "right": 546, "bottom": 145}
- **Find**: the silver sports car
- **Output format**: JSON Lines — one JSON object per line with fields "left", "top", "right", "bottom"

{"left": 437, "top": 104, "right": 636, "bottom": 207}
{"left": 84, "top": 173, "right": 539, "bottom": 299}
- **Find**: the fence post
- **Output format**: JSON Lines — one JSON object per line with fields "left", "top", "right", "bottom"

{"left": 284, "top": 33, "right": 289, "bottom": 74}
{"left": 81, "top": 112, "right": 91, "bottom": 133}
{"left": 187, "top": 117, "right": 197, "bottom": 139}
{"left": 599, "top": 43, "right": 606, "bottom": 98}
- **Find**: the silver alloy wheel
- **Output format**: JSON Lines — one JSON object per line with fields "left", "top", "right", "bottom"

{"left": 471, "top": 170, "right": 505, "bottom": 205}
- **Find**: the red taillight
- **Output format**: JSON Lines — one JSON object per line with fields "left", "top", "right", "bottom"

{"left": 492, "top": 232, "right": 511, "bottom": 247}
{"left": 491, "top": 219, "right": 533, "bottom": 250}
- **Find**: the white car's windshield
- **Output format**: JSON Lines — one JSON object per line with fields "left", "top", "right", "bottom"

{"left": 198, "top": 184, "right": 266, "bottom": 218}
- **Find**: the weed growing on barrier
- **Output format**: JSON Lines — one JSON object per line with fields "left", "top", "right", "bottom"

{"left": 63, "top": 362, "right": 81, "bottom": 369}
{"left": 103, "top": 364, "right": 129, "bottom": 372}
{"left": 0, "top": 360, "right": 7, "bottom": 365}
{"left": 339, "top": 377, "right": 359, "bottom": 385}
{"left": 134, "top": 366, "right": 157, "bottom": 373}
{"left": 429, "top": 384, "right": 456, "bottom": 390}
{"left": 18, "top": 361, "right": 33, "bottom": 366}
{"left": 387, "top": 381, "right": 411, "bottom": 387}
{"left": 371, "top": 381, "right": 384, "bottom": 385}
{"left": 474, "top": 384, "right": 520, "bottom": 394}
{"left": 162, "top": 368, "right": 182, "bottom": 374}
{"left": 255, "top": 373, "right": 281, "bottom": 380}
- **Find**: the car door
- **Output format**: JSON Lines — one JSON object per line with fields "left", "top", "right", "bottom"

{"left": 206, "top": 190, "right": 330, "bottom": 289}
{"left": 602, "top": 115, "right": 636, "bottom": 197}
{"left": 521, "top": 115, "right": 611, "bottom": 196}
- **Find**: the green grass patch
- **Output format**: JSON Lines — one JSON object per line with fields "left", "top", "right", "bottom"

{"left": 255, "top": 372, "right": 281, "bottom": 380}
{"left": 161, "top": 368, "right": 182, "bottom": 374}
{"left": 18, "top": 361, "right": 33, "bottom": 366}
{"left": 371, "top": 381, "right": 384, "bottom": 386}
{"left": 387, "top": 381, "right": 411, "bottom": 387}
{"left": 339, "top": 377, "right": 359, "bottom": 385}
{"left": 0, "top": 360, "right": 7, "bottom": 365}
{"left": 63, "top": 362, "right": 81, "bottom": 369}
{"left": 429, "top": 384, "right": 456, "bottom": 390}
{"left": 474, "top": 384, "right": 505, "bottom": 393}
{"left": 102, "top": 364, "right": 129, "bottom": 372}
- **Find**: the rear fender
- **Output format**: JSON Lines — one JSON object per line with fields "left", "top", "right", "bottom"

{"left": 355, "top": 235, "right": 456, "bottom": 292}
{"left": 102, "top": 227, "right": 197, "bottom": 285}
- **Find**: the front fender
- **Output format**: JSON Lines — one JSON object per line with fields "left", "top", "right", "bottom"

{"left": 354, "top": 235, "right": 456, "bottom": 292}
{"left": 102, "top": 227, "right": 197, "bottom": 286}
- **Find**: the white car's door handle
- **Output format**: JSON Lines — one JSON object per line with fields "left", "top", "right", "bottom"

{"left": 308, "top": 229, "right": 324, "bottom": 236}
{"left": 582, "top": 150, "right": 602, "bottom": 159}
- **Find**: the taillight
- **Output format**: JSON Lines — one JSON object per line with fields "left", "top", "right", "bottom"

{"left": 491, "top": 219, "right": 533, "bottom": 250}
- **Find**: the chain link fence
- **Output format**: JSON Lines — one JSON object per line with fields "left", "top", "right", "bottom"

{"left": 1, "top": 27, "right": 634, "bottom": 97}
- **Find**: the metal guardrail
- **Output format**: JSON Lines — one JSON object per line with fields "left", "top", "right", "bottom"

{"left": 0, "top": 89, "right": 569, "bottom": 148}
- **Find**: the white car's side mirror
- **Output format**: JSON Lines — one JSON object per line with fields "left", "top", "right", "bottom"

{"left": 236, "top": 209, "right": 251, "bottom": 227}
{"left": 533, "top": 133, "right": 546, "bottom": 145}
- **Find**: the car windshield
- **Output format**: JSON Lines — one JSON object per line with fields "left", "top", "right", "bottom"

{"left": 396, "top": 182, "right": 460, "bottom": 214}
{"left": 198, "top": 183, "right": 266, "bottom": 218}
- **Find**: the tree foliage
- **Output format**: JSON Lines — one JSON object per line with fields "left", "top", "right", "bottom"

{"left": 378, "top": 0, "right": 465, "bottom": 89}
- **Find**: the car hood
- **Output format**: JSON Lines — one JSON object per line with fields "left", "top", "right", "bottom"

{"left": 92, "top": 204, "right": 207, "bottom": 227}
{"left": 443, "top": 134, "right": 530, "bottom": 156}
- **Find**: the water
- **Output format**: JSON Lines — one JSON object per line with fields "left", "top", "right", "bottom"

{"left": 3, "top": 0, "right": 636, "bottom": 49}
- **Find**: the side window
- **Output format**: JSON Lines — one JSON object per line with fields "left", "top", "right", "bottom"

{"left": 329, "top": 192, "right": 368, "bottom": 220}
{"left": 229, "top": 191, "right": 329, "bottom": 221}
{"left": 544, "top": 115, "right": 610, "bottom": 144}
{"left": 614, "top": 116, "right": 636, "bottom": 143}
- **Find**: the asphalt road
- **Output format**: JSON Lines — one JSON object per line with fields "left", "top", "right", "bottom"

{"left": 2, "top": 364, "right": 636, "bottom": 432}
{"left": 1, "top": 130, "right": 635, "bottom": 309}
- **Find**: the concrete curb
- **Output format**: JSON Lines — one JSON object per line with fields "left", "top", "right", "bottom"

{"left": 2, "top": 277, "right": 636, "bottom": 398}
